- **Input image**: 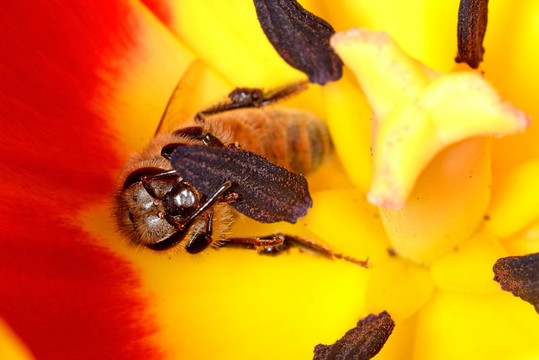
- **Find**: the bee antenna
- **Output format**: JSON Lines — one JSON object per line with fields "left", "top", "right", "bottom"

{"left": 177, "top": 181, "right": 234, "bottom": 230}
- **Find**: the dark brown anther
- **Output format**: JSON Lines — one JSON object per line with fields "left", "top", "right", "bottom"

{"left": 455, "top": 0, "right": 489, "bottom": 69}
{"left": 170, "top": 145, "right": 312, "bottom": 224}
{"left": 313, "top": 311, "right": 395, "bottom": 360}
{"left": 253, "top": 0, "right": 343, "bottom": 84}
{"left": 493, "top": 252, "right": 539, "bottom": 314}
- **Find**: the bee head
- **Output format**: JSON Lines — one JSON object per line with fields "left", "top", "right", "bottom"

{"left": 114, "top": 167, "right": 206, "bottom": 252}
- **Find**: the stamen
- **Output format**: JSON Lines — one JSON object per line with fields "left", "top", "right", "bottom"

{"left": 254, "top": 0, "right": 342, "bottom": 84}
{"left": 493, "top": 252, "right": 539, "bottom": 314}
{"left": 455, "top": 0, "right": 489, "bottom": 68}
{"left": 313, "top": 312, "right": 395, "bottom": 360}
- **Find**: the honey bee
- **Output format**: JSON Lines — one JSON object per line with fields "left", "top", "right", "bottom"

{"left": 114, "top": 62, "right": 366, "bottom": 266}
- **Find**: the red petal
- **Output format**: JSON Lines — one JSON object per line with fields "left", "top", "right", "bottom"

{"left": 0, "top": 1, "right": 167, "bottom": 358}
{"left": 140, "top": 0, "right": 175, "bottom": 28}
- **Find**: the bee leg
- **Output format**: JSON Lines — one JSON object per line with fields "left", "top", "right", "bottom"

{"left": 194, "top": 80, "right": 309, "bottom": 119}
{"left": 171, "top": 126, "right": 226, "bottom": 147}
{"left": 160, "top": 132, "right": 227, "bottom": 161}
{"left": 220, "top": 233, "right": 286, "bottom": 253}
{"left": 257, "top": 80, "right": 309, "bottom": 106}
{"left": 222, "top": 233, "right": 369, "bottom": 267}
{"left": 220, "top": 192, "right": 239, "bottom": 203}
{"left": 159, "top": 181, "right": 234, "bottom": 232}
{"left": 182, "top": 181, "right": 234, "bottom": 226}
{"left": 278, "top": 234, "right": 369, "bottom": 267}
{"left": 161, "top": 127, "right": 228, "bottom": 160}
{"left": 185, "top": 211, "right": 214, "bottom": 254}
{"left": 160, "top": 143, "right": 185, "bottom": 160}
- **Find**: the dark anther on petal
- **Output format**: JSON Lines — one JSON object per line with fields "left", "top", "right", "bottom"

{"left": 455, "top": 0, "right": 489, "bottom": 69}
{"left": 313, "top": 311, "right": 395, "bottom": 360}
{"left": 253, "top": 0, "right": 343, "bottom": 84}
{"left": 493, "top": 252, "right": 539, "bottom": 314}
{"left": 170, "top": 145, "right": 312, "bottom": 224}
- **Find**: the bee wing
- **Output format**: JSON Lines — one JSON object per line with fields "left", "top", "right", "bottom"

{"left": 155, "top": 60, "right": 207, "bottom": 135}
{"left": 170, "top": 145, "right": 312, "bottom": 223}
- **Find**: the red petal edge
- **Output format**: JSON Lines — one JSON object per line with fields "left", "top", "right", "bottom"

{"left": 0, "top": 1, "right": 162, "bottom": 359}
{"left": 140, "top": 0, "right": 175, "bottom": 28}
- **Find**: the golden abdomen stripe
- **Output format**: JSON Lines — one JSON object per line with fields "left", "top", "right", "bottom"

{"left": 206, "top": 107, "right": 333, "bottom": 175}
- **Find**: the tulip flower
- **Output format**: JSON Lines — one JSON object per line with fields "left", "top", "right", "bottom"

{"left": 1, "top": 1, "right": 538, "bottom": 360}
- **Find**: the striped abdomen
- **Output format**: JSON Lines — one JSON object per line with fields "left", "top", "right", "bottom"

{"left": 205, "top": 107, "right": 333, "bottom": 175}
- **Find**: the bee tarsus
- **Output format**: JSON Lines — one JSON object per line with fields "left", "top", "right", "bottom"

{"left": 172, "top": 126, "right": 227, "bottom": 148}
{"left": 185, "top": 211, "right": 214, "bottom": 254}
{"left": 195, "top": 80, "right": 309, "bottom": 121}
{"left": 222, "top": 233, "right": 369, "bottom": 267}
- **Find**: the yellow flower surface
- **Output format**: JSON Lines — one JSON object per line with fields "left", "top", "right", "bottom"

{"left": 1, "top": 1, "right": 539, "bottom": 360}
{"left": 330, "top": 28, "right": 530, "bottom": 263}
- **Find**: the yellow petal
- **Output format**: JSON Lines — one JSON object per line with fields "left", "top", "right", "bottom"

{"left": 304, "top": 157, "right": 355, "bottom": 192}
{"left": 374, "top": 314, "right": 416, "bottom": 360}
{"left": 99, "top": 1, "right": 196, "bottom": 153}
{"left": 302, "top": 188, "right": 390, "bottom": 264}
{"left": 322, "top": 70, "right": 372, "bottom": 192}
{"left": 331, "top": 28, "right": 530, "bottom": 263}
{"left": 420, "top": 72, "right": 530, "bottom": 141}
{"left": 365, "top": 257, "right": 435, "bottom": 322}
{"left": 331, "top": 29, "right": 434, "bottom": 122}
{"left": 168, "top": 0, "right": 305, "bottom": 86}
{"left": 487, "top": 1, "right": 539, "bottom": 168}
{"left": 379, "top": 138, "right": 492, "bottom": 263}
{"left": 430, "top": 234, "right": 508, "bottom": 294}
{"left": 368, "top": 101, "right": 438, "bottom": 208}
{"left": 323, "top": 0, "right": 459, "bottom": 71}
{"left": 84, "top": 199, "right": 369, "bottom": 360}
{"left": 331, "top": 28, "right": 530, "bottom": 208}
{"left": 0, "top": 318, "right": 34, "bottom": 360}
{"left": 278, "top": 83, "right": 327, "bottom": 120}
{"left": 415, "top": 291, "right": 539, "bottom": 360}
{"left": 486, "top": 158, "right": 539, "bottom": 238}
{"left": 501, "top": 218, "right": 539, "bottom": 255}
